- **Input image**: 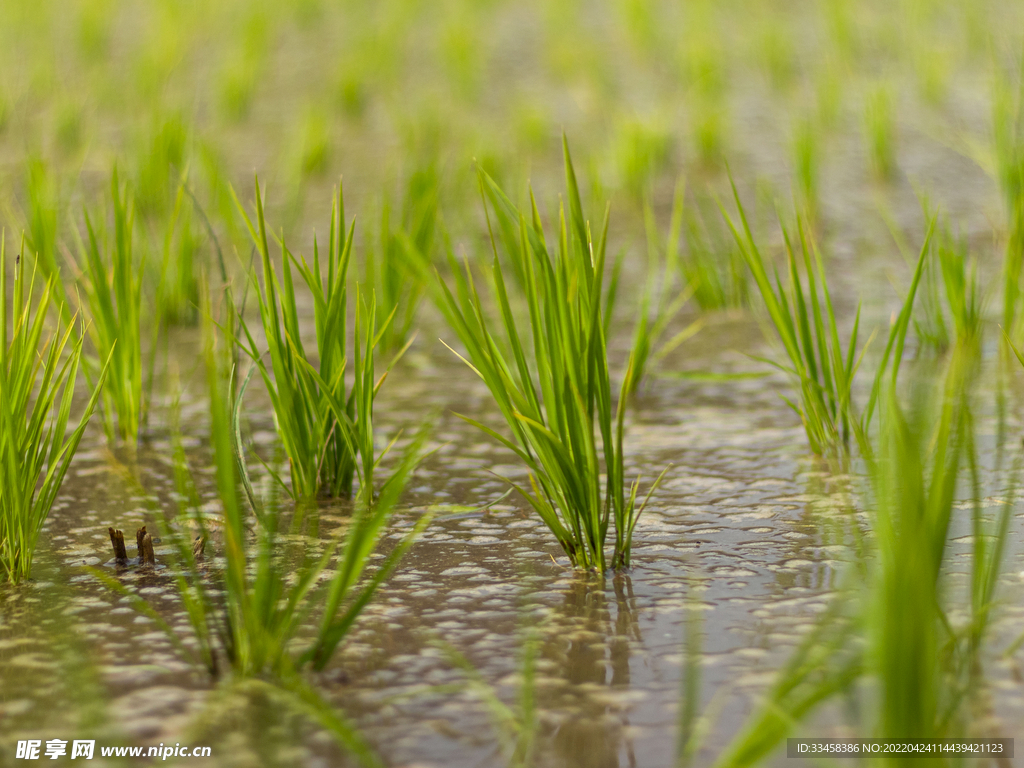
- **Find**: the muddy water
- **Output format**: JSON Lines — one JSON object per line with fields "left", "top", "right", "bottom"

{"left": 2, "top": 283, "right": 1024, "bottom": 768}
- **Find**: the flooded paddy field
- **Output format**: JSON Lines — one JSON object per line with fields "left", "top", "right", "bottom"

{"left": 3, "top": 1, "right": 1024, "bottom": 766}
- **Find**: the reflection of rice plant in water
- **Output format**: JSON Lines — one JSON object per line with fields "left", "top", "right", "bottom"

{"left": 436, "top": 139, "right": 665, "bottom": 571}
{"left": 436, "top": 625, "right": 540, "bottom": 768}
{"left": 234, "top": 179, "right": 400, "bottom": 502}
{"left": 70, "top": 169, "right": 146, "bottom": 446}
{"left": 0, "top": 243, "right": 107, "bottom": 584}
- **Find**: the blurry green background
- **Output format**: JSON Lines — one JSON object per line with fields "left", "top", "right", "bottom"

{"left": 2, "top": 0, "right": 1021, "bottom": 247}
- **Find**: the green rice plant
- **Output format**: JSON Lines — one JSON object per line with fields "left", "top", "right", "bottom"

{"left": 913, "top": 44, "right": 950, "bottom": 107}
{"left": 153, "top": 174, "right": 203, "bottom": 328}
{"left": 435, "top": 139, "right": 665, "bottom": 571}
{"left": 867, "top": 367, "right": 969, "bottom": 741}
{"left": 133, "top": 113, "right": 189, "bottom": 217}
{"left": 692, "top": 104, "right": 726, "bottom": 168}
{"left": 791, "top": 115, "right": 819, "bottom": 219}
{"left": 0, "top": 241, "right": 107, "bottom": 584}
{"left": 93, "top": 300, "right": 431, "bottom": 766}
{"left": 55, "top": 99, "right": 85, "bottom": 156}
{"left": 364, "top": 165, "right": 439, "bottom": 356}
{"left": 680, "top": 191, "right": 749, "bottom": 311}
{"left": 992, "top": 59, "right": 1024, "bottom": 340}
{"left": 758, "top": 19, "right": 796, "bottom": 92}
{"left": 234, "top": 178, "right": 394, "bottom": 501}
{"left": 609, "top": 116, "right": 673, "bottom": 203}
{"left": 0, "top": 89, "right": 10, "bottom": 134}
{"left": 70, "top": 169, "right": 145, "bottom": 445}
{"left": 814, "top": 62, "right": 842, "bottom": 130}
{"left": 912, "top": 222, "right": 982, "bottom": 355}
{"left": 628, "top": 187, "right": 704, "bottom": 394}
{"left": 296, "top": 106, "right": 331, "bottom": 180}
{"left": 722, "top": 195, "right": 864, "bottom": 456}
{"left": 716, "top": 340, "right": 1007, "bottom": 764}
{"left": 864, "top": 83, "right": 897, "bottom": 181}
{"left": 722, "top": 182, "right": 934, "bottom": 456}
{"left": 217, "top": 8, "right": 270, "bottom": 122}
{"left": 24, "top": 158, "right": 61, "bottom": 289}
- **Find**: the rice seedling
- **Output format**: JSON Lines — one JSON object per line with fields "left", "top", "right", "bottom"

{"left": 218, "top": 61, "right": 257, "bottom": 123}
{"left": 234, "top": 178, "right": 397, "bottom": 501}
{"left": 364, "top": 165, "right": 439, "bottom": 356}
{"left": 435, "top": 139, "right": 665, "bottom": 571}
{"left": 722, "top": 181, "right": 934, "bottom": 457}
{"left": 610, "top": 116, "right": 673, "bottom": 204}
{"left": 678, "top": 192, "right": 749, "bottom": 312}
{"left": 912, "top": 221, "right": 982, "bottom": 355}
{"left": 154, "top": 178, "right": 202, "bottom": 327}
{"left": 296, "top": 106, "right": 331, "bottom": 180}
{"left": 0, "top": 240, "right": 107, "bottom": 584}
{"left": 814, "top": 62, "right": 843, "bottom": 130}
{"left": 440, "top": 17, "right": 483, "bottom": 100}
{"left": 55, "top": 99, "right": 85, "bottom": 156}
{"left": 0, "top": 89, "right": 10, "bottom": 134}
{"left": 334, "top": 65, "right": 368, "bottom": 120}
{"left": 993, "top": 59, "right": 1024, "bottom": 342}
{"left": 627, "top": 187, "right": 703, "bottom": 394}
{"left": 24, "top": 158, "right": 61, "bottom": 286}
{"left": 791, "top": 115, "right": 819, "bottom": 219}
{"left": 864, "top": 83, "right": 897, "bottom": 181}
{"left": 758, "top": 20, "right": 796, "bottom": 92}
{"left": 133, "top": 113, "right": 189, "bottom": 217}
{"left": 70, "top": 169, "right": 146, "bottom": 445}
{"left": 92, "top": 299, "right": 432, "bottom": 766}
{"left": 716, "top": 338, "right": 1007, "bottom": 765}
{"left": 913, "top": 45, "right": 950, "bottom": 107}
{"left": 692, "top": 105, "right": 726, "bottom": 169}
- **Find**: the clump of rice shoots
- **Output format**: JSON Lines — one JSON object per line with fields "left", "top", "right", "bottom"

{"left": 92, "top": 296, "right": 430, "bottom": 766}
{"left": 154, "top": 177, "right": 203, "bottom": 327}
{"left": 913, "top": 218, "right": 982, "bottom": 355}
{"left": 234, "top": 178, "right": 396, "bottom": 502}
{"left": 677, "top": 191, "right": 750, "bottom": 312}
{"left": 791, "top": 115, "right": 819, "bottom": 220}
{"left": 133, "top": 113, "right": 189, "bottom": 217}
{"left": 71, "top": 169, "right": 146, "bottom": 446}
{"left": 723, "top": 181, "right": 934, "bottom": 457}
{"left": 715, "top": 340, "right": 1009, "bottom": 764}
{"left": 364, "top": 165, "right": 439, "bottom": 356}
{"left": 436, "top": 139, "right": 665, "bottom": 571}
{"left": 628, "top": 185, "right": 703, "bottom": 395}
{"left": 0, "top": 240, "right": 107, "bottom": 584}
{"left": 864, "top": 83, "right": 897, "bottom": 181}
{"left": 993, "top": 60, "right": 1024, "bottom": 342}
